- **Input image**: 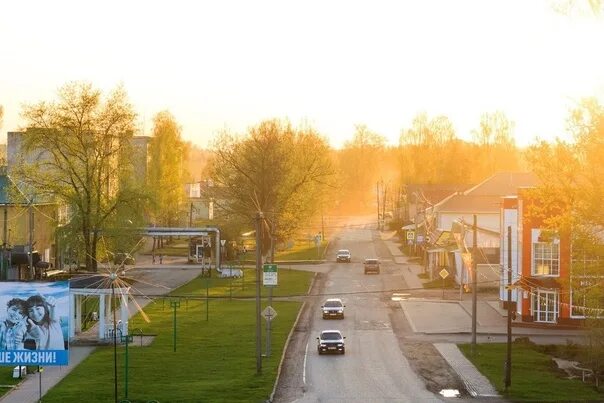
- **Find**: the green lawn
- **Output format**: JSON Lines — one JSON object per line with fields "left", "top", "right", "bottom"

{"left": 459, "top": 343, "right": 604, "bottom": 402}
{"left": 32, "top": 268, "right": 314, "bottom": 403}
{"left": 233, "top": 240, "right": 328, "bottom": 262}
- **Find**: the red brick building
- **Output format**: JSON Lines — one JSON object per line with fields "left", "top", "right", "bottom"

{"left": 500, "top": 190, "right": 580, "bottom": 327}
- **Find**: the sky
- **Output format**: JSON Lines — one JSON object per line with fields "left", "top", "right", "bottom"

{"left": 1, "top": 0, "right": 603, "bottom": 149}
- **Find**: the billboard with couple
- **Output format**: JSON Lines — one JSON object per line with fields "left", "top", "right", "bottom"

{"left": 0, "top": 281, "right": 69, "bottom": 366}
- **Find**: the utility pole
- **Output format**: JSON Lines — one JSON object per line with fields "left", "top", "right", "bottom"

{"left": 505, "top": 225, "right": 513, "bottom": 390}
{"left": 255, "top": 212, "right": 263, "bottom": 374}
{"left": 2, "top": 207, "right": 7, "bottom": 280}
{"left": 376, "top": 182, "right": 381, "bottom": 229}
{"left": 471, "top": 214, "right": 477, "bottom": 354}
{"left": 28, "top": 202, "right": 34, "bottom": 279}
{"left": 382, "top": 182, "right": 387, "bottom": 229}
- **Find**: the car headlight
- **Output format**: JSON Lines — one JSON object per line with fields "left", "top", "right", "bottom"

{"left": 337, "top": 343, "right": 343, "bottom": 347}
{"left": 323, "top": 310, "right": 329, "bottom": 314}
{"left": 337, "top": 310, "right": 343, "bottom": 313}
{"left": 320, "top": 343, "right": 326, "bottom": 347}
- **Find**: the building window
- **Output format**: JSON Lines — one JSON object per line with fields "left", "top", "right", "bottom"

{"left": 531, "top": 289, "right": 558, "bottom": 323}
{"left": 531, "top": 230, "right": 559, "bottom": 276}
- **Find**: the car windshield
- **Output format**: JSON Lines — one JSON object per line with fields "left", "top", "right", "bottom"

{"left": 324, "top": 300, "right": 342, "bottom": 308}
{"left": 337, "top": 250, "right": 349, "bottom": 254}
{"left": 365, "top": 259, "right": 378, "bottom": 264}
{"left": 321, "top": 332, "right": 341, "bottom": 340}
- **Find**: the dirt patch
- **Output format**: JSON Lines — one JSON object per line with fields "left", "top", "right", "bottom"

{"left": 387, "top": 300, "right": 468, "bottom": 396}
{"left": 400, "top": 341, "right": 467, "bottom": 395}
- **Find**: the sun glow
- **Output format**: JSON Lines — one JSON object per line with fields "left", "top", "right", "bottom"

{"left": 1, "top": 1, "right": 603, "bottom": 149}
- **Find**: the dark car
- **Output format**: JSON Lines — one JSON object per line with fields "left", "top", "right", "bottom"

{"left": 321, "top": 298, "right": 345, "bottom": 319}
{"left": 336, "top": 249, "right": 351, "bottom": 263}
{"left": 363, "top": 258, "right": 380, "bottom": 274}
{"left": 317, "top": 330, "right": 346, "bottom": 355}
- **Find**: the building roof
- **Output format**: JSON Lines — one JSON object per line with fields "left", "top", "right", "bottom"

{"left": 464, "top": 172, "right": 539, "bottom": 196}
{"left": 436, "top": 194, "right": 502, "bottom": 214}
{"left": 406, "top": 183, "right": 472, "bottom": 205}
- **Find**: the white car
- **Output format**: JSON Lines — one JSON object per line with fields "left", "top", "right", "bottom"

{"left": 321, "top": 298, "right": 345, "bottom": 319}
{"left": 336, "top": 249, "right": 351, "bottom": 263}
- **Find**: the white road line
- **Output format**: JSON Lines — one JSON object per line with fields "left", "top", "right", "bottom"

{"left": 303, "top": 341, "right": 309, "bottom": 385}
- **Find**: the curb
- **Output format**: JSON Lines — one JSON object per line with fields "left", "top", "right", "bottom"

{"left": 268, "top": 271, "right": 317, "bottom": 402}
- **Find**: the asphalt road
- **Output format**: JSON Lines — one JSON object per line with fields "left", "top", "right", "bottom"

{"left": 275, "top": 217, "right": 443, "bottom": 402}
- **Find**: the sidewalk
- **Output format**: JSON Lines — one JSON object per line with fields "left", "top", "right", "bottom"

{"left": 381, "top": 231, "right": 424, "bottom": 289}
{"left": 0, "top": 255, "right": 202, "bottom": 403}
{"left": 381, "top": 230, "right": 587, "bottom": 401}
{"left": 434, "top": 343, "right": 500, "bottom": 398}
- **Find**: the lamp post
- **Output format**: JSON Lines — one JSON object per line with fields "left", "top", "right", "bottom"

{"left": 170, "top": 299, "right": 181, "bottom": 352}
{"left": 110, "top": 273, "right": 118, "bottom": 403}
{"left": 120, "top": 334, "right": 134, "bottom": 399}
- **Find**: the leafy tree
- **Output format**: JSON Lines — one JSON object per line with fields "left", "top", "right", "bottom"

{"left": 336, "top": 124, "right": 389, "bottom": 213}
{"left": 472, "top": 111, "right": 519, "bottom": 175}
{"left": 147, "top": 111, "right": 189, "bottom": 228}
{"left": 207, "top": 119, "right": 335, "bottom": 254}
{"left": 526, "top": 97, "right": 604, "bottom": 382}
{"left": 14, "top": 82, "right": 145, "bottom": 271}
{"left": 399, "top": 112, "right": 469, "bottom": 184}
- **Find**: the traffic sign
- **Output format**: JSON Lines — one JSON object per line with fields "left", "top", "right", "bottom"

{"left": 439, "top": 268, "right": 449, "bottom": 279}
{"left": 261, "top": 306, "right": 277, "bottom": 321}
{"left": 407, "top": 231, "right": 415, "bottom": 240}
{"left": 263, "top": 263, "right": 278, "bottom": 286}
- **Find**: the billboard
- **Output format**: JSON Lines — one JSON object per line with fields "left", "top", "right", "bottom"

{"left": 0, "top": 281, "right": 69, "bottom": 366}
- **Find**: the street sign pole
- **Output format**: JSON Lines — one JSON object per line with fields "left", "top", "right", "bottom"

{"left": 262, "top": 264, "right": 278, "bottom": 357}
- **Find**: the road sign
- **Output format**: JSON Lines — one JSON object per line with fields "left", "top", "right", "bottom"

{"left": 220, "top": 239, "right": 226, "bottom": 246}
{"left": 439, "top": 268, "right": 449, "bottom": 279}
{"left": 261, "top": 306, "right": 277, "bottom": 321}
{"left": 407, "top": 230, "right": 415, "bottom": 240}
{"left": 263, "top": 263, "right": 278, "bottom": 286}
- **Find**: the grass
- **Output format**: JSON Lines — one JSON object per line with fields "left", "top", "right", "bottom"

{"left": 458, "top": 343, "right": 604, "bottom": 402}
{"left": 15, "top": 268, "right": 314, "bottom": 403}
{"left": 233, "top": 240, "right": 328, "bottom": 262}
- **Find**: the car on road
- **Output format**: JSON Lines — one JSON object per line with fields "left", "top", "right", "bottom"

{"left": 336, "top": 249, "right": 351, "bottom": 263}
{"left": 363, "top": 258, "right": 380, "bottom": 274}
{"left": 317, "top": 330, "right": 346, "bottom": 355}
{"left": 321, "top": 298, "right": 345, "bottom": 319}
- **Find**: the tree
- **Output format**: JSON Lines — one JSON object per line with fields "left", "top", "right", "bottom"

{"left": 399, "top": 113, "right": 469, "bottom": 185}
{"left": 207, "top": 119, "right": 335, "bottom": 254}
{"left": 147, "top": 111, "right": 189, "bottom": 228}
{"left": 526, "top": 98, "right": 604, "bottom": 383}
{"left": 15, "top": 82, "right": 145, "bottom": 271}
{"left": 472, "top": 111, "right": 519, "bottom": 175}
{"left": 337, "top": 125, "right": 389, "bottom": 213}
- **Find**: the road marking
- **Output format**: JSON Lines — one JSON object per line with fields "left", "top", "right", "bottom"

{"left": 303, "top": 341, "right": 308, "bottom": 385}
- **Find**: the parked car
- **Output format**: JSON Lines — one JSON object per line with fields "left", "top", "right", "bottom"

{"left": 363, "top": 258, "right": 380, "bottom": 274}
{"left": 317, "top": 330, "right": 346, "bottom": 355}
{"left": 321, "top": 298, "right": 345, "bottom": 319}
{"left": 336, "top": 249, "right": 351, "bottom": 263}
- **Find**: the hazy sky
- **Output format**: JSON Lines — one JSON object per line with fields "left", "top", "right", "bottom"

{"left": 1, "top": 1, "right": 603, "bottom": 149}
